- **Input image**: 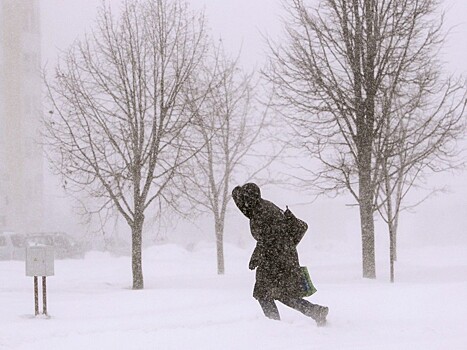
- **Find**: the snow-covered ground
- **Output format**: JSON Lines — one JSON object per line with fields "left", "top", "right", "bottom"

{"left": 1, "top": 241, "right": 466, "bottom": 350}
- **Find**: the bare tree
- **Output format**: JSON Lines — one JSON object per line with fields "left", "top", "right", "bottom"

{"left": 265, "top": 0, "right": 466, "bottom": 278}
{"left": 181, "top": 48, "right": 280, "bottom": 274}
{"left": 43, "top": 0, "right": 212, "bottom": 289}
{"left": 376, "top": 78, "right": 466, "bottom": 282}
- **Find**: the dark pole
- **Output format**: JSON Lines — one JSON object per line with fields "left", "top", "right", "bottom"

{"left": 42, "top": 276, "right": 47, "bottom": 315}
{"left": 34, "top": 276, "right": 39, "bottom": 316}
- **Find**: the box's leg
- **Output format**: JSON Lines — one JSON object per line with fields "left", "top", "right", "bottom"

{"left": 42, "top": 276, "right": 47, "bottom": 316}
{"left": 34, "top": 276, "right": 39, "bottom": 316}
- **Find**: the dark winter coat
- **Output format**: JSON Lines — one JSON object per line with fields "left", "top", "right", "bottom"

{"left": 232, "top": 183, "right": 308, "bottom": 300}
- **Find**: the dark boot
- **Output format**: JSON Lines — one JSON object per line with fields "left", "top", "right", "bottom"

{"left": 258, "top": 299, "right": 281, "bottom": 320}
{"left": 278, "top": 297, "right": 328, "bottom": 326}
{"left": 315, "top": 305, "right": 329, "bottom": 327}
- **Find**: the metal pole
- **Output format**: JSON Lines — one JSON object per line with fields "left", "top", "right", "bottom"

{"left": 34, "top": 276, "right": 39, "bottom": 316}
{"left": 42, "top": 276, "right": 47, "bottom": 315}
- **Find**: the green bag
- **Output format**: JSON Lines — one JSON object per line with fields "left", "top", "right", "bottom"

{"left": 300, "top": 266, "right": 317, "bottom": 297}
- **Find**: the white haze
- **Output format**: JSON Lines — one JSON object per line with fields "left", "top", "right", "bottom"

{"left": 39, "top": 0, "right": 467, "bottom": 250}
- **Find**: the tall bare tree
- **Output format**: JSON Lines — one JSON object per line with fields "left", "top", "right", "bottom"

{"left": 181, "top": 48, "right": 279, "bottom": 274}
{"left": 376, "top": 79, "right": 466, "bottom": 282}
{"left": 265, "top": 0, "right": 466, "bottom": 278}
{"left": 43, "top": 0, "right": 212, "bottom": 289}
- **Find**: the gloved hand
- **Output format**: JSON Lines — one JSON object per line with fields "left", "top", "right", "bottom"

{"left": 249, "top": 258, "right": 258, "bottom": 270}
{"left": 249, "top": 248, "right": 259, "bottom": 270}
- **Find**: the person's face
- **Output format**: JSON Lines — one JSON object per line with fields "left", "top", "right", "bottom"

{"left": 243, "top": 192, "right": 258, "bottom": 208}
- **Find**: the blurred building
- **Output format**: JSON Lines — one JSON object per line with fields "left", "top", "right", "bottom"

{"left": 0, "top": 0, "right": 43, "bottom": 233}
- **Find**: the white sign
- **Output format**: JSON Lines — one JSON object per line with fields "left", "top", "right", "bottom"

{"left": 26, "top": 246, "right": 54, "bottom": 277}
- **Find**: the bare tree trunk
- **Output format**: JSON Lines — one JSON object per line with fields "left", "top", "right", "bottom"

{"left": 389, "top": 222, "right": 396, "bottom": 283}
{"left": 362, "top": 0, "right": 377, "bottom": 279}
{"left": 131, "top": 213, "right": 144, "bottom": 290}
{"left": 384, "top": 177, "right": 397, "bottom": 282}
{"left": 215, "top": 219, "right": 224, "bottom": 275}
{"left": 359, "top": 192, "right": 376, "bottom": 278}
{"left": 393, "top": 163, "right": 405, "bottom": 262}
{"left": 393, "top": 217, "right": 398, "bottom": 262}
{"left": 359, "top": 148, "right": 376, "bottom": 279}
{"left": 383, "top": 160, "right": 396, "bottom": 283}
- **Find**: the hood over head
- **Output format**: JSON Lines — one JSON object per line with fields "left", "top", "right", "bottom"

{"left": 242, "top": 183, "right": 261, "bottom": 202}
{"left": 232, "top": 182, "right": 262, "bottom": 219}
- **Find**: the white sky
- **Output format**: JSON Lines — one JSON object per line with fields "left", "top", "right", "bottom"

{"left": 40, "top": 0, "right": 467, "bottom": 70}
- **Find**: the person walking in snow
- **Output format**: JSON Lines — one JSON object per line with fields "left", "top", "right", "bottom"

{"left": 232, "top": 183, "right": 329, "bottom": 326}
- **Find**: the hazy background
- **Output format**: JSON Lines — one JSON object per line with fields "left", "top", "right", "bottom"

{"left": 39, "top": 0, "right": 467, "bottom": 260}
